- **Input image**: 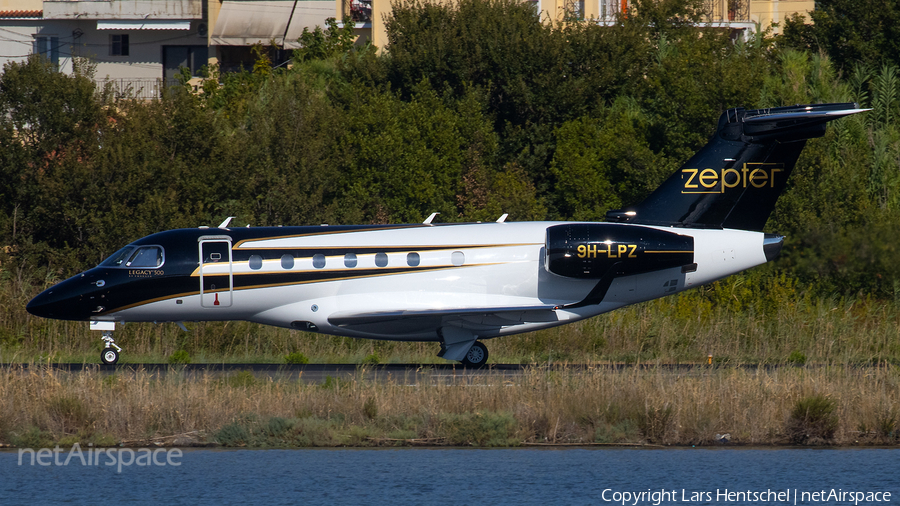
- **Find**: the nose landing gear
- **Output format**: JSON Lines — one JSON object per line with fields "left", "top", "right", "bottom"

{"left": 100, "top": 330, "right": 122, "bottom": 365}
{"left": 91, "top": 321, "right": 122, "bottom": 365}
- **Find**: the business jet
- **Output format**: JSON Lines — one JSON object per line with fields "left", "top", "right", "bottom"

{"left": 27, "top": 103, "right": 864, "bottom": 366}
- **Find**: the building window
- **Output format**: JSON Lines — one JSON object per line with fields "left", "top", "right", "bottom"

{"left": 163, "top": 45, "right": 208, "bottom": 84}
{"left": 110, "top": 34, "right": 129, "bottom": 56}
{"left": 33, "top": 36, "right": 59, "bottom": 66}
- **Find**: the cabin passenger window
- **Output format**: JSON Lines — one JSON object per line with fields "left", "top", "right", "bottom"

{"left": 375, "top": 252, "right": 388, "bottom": 267}
{"left": 407, "top": 252, "right": 420, "bottom": 267}
{"left": 344, "top": 253, "right": 357, "bottom": 268}
{"left": 281, "top": 254, "right": 294, "bottom": 270}
{"left": 451, "top": 251, "right": 465, "bottom": 266}
{"left": 126, "top": 246, "right": 164, "bottom": 268}
{"left": 312, "top": 254, "right": 326, "bottom": 269}
{"left": 249, "top": 255, "right": 263, "bottom": 270}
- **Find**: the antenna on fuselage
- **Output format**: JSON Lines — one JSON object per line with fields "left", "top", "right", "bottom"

{"left": 496, "top": 213, "right": 508, "bottom": 223}
{"left": 218, "top": 217, "right": 234, "bottom": 228}
{"left": 423, "top": 212, "right": 439, "bottom": 225}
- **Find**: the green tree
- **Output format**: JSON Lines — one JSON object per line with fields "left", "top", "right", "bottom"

{"left": 781, "top": 0, "right": 900, "bottom": 71}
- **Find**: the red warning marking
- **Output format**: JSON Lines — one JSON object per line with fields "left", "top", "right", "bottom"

{"left": 214, "top": 293, "right": 220, "bottom": 306}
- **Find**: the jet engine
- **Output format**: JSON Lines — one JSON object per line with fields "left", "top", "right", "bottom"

{"left": 544, "top": 224, "right": 694, "bottom": 279}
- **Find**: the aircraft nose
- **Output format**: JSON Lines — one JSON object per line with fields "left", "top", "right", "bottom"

{"left": 26, "top": 275, "right": 97, "bottom": 320}
{"left": 27, "top": 286, "right": 69, "bottom": 319}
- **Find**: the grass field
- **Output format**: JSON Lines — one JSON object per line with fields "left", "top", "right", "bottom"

{"left": 1, "top": 364, "right": 897, "bottom": 448}
{"left": 4, "top": 271, "right": 900, "bottom": 448}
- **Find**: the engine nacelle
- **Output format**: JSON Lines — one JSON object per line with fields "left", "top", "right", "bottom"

{"left": 545, "top": 224, "right": 694, "bottom": 279}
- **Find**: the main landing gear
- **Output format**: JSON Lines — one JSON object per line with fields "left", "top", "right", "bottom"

{"left": 438, "top": 326, "right": 489, "bottom": 367}
{"left": 100, "top": 330, "right": 122, "bottom": 365}
{"left": 461, "top": 341, "right": 488, "bottom": 367}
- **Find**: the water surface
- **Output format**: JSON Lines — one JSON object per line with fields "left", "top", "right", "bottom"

{"left": 2, "top": 447, "right": 897, "bottom": 505}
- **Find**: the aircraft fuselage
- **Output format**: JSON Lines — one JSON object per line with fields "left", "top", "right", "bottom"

{"left": 27, "top": 221, "right": 774, "bottom": 341}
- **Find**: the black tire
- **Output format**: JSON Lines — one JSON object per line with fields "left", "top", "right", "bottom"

{"left": 460, "top": 341, "right": 488, "bottom": 367}
{"left": 101, "top": 348, "right": 119, "bottom": 365}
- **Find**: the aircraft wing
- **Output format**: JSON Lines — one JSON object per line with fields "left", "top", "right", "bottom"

{"left": 327, "top": 305, "right": 559, "bottom": 335}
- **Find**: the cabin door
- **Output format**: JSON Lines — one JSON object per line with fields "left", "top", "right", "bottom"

{"left": 199, "top": 236, "right": 234, "bottom": 308}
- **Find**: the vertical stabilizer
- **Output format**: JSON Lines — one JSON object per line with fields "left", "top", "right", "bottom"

{"left": 606, "top": 103, "right": 866, "bottom": 231}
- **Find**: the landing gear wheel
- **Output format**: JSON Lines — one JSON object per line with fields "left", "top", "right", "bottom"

{"left": 101, "top": 348, "right": 119, "bottom": 365}
{"left": 460, "top": 341, "right": 488, "bottom": 367}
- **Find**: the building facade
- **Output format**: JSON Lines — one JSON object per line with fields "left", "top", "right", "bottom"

{"left": 0, "top": 0, "right": 333, "bottom": 96}
{"left": 0, "top": 0, "right": 813, "bottom": 96}
{"left": 339, "top": 0, "right": 815, "bottom": 49}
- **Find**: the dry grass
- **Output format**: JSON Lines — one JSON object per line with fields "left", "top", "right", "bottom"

{"left": 1, "top": 364, "right": 898, "bottom": 448}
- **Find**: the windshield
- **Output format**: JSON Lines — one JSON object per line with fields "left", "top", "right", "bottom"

{"left": 100, "top": 247, "right": 135, "bottom": 267}
{"left": 99, "top": 246, "right": 165, "bottom": 268}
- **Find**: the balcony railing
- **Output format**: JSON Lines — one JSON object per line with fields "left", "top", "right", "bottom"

{"left": 598, "top": 0, "right": 623, "bottom": 22}
{"left": 703, "top": 0, "right": 750, "bottom": 22}
{"left": 95, "top": 78, "right": 163, "bottom": 100}
{"left": 594, "top": 0, "right": 749, "bottom": 24}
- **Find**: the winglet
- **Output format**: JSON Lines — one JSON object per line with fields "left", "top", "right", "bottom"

{"left": 423, "top": 212, "right": 440, "bottom": 225}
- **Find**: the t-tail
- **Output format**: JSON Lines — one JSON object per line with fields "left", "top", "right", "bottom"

{"left": 606, "top": 103, "right": 867, "bottom": 231}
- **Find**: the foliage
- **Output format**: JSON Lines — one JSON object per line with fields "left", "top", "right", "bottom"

{"left": 294, "top": 17, "right": 367, "bottom": 63}
{"left": 285, "top": 352, "right": 310, "bottom": 365}
{"left": 440, "top": 411, "right": 518, "bottom": 446}
{"left": 787, "top": 350, "right": 807, "bottom": 365}
{"left": 167, "top": 350, "right": 192, "bottom": 364}
{"left": 781, "top": 0, "right": 900, "bottom": 72}
{"left": 786, "top": 395, "right": 839, "bottom": 444}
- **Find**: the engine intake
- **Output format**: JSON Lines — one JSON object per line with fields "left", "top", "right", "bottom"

{"left": 545, "top": 224, "right": 694, "bottom": 279}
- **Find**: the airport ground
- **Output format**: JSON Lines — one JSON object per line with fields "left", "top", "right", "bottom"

{"left": 4, "top": 276, "right": 900, "bottom": 449}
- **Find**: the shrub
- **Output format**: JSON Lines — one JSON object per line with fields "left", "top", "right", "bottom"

{"left": 167, "top": 350, "right": 191, "bottom": 364}
{"left": 226, "top": 370, "right": 257, "bottom": 388}
{"left": 440, "top": 412, "right": 518, "bottom": 447}
{"left": 363, "top": 397, "right": 378, "bottom": 420}
{"left": 787, "top": 350, "right": 807, "bottom": 365}
{"left": 362, "top": 353, "right": 380, "bottom": 365}
{"left": 637, "top": 405, "right": 674, "bottom": 444}
{"left": 786, "top": 395, "right": 838, "bottom": 444}
{"left": 216, "top": 422, "right": 251, "bottom": 447}
{"left": 46, "top": 395, "right": 95, "bottom": 433}
{"left": 876, "top": 409, "right": 898, "bottom": 440}
{"left": 8, "top": 426, "right": 54, "bottom": 448}
{"left": 264, "top": 416, "right": 295, "bottom": 438}
{"left": 284, "top": 352, "right": 309, "bottom": 364}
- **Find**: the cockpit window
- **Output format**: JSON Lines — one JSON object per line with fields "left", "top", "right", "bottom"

{"left": 128, "top": 246, "right": 164, "bottom": 268}
{"left": 100, "top": 247, "right": 135, "bottom": 267}
{"left": 100, "top": 245, "right": 164, "bottom": 268}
